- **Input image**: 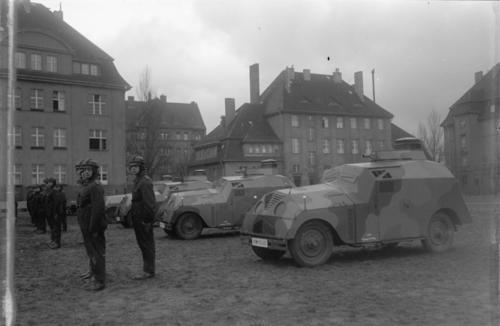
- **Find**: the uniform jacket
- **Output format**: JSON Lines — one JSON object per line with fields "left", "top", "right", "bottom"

{"left": 131, "top": 172, "right": 156, "bottom": 223}
{"left": 77, "top": 180, "right": 107, "bottom": 233}
{"left": 44, "top": 188, "right": 56, "bottom": 218}
{"left": 54, "top": 191, "right": 67, "bottom": 217}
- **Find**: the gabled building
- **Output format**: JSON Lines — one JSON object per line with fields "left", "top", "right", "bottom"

{"left": 441, "top": 63, "right": 500, "bottom": 195}
{"left": 125, "top": 95, "right": 205, "bottom": 180}
{"left": 192, "top": 64, "right": 399, "bottom": 186}
{"left": 0, "top": 0, "right": 130, "bottom": 199}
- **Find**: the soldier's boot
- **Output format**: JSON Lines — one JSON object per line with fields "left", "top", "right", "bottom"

{"left": 85, "top": 280, "right": 105, "bottom": 292}
{"left": 132, "top": 272, "right": 155, "bottom": 280}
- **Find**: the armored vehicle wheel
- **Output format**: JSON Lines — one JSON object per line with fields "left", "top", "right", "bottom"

{"left": 422, "top": 212, "right": 454, "bottom": 253}
{"left": 252, "top": 246, "right": 285, "bottom": 261}
{"left": 289, "top": 220, "right": 333, "bottom": 267}
{"left": 175, "top": 213, "right": 203, "bottom": 240}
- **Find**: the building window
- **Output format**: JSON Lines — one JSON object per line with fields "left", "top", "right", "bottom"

{"left": 364, "top": 118, "right": 371, "bottom": 129}
{"left": 183, "top": 132, "right": 189, "bottom": 141}
{"left": 30, "top": 89, "right": 44, "bottom": 110}
{"left": 350, "top": 117, "right": 357, "bottom": 129}
{"left": 99, "top": 166, "right": 108, "bottom": 185}
{"left": 31, "top": 164, "right": 45, "bottom": 184}
{"left": 89, "top": 129, "right": 107, "bottom": 151}
{"left": 490, "top": 104, "right": 496, "bottom": 113}
{"left": 88, "top": 94, "right": 105, "bottom": 115}
{"left": 460, "top": 135, "right": 467, "bottom": 150}
{"left": 337, "top": 139, "right": 345, "bottom": 154}
{"left": 194, "top": 134, "right": 201, "bottom": 141}
{"left": 322, "top": 117, "right": 329, "bottom": 128}
{"left": 291, "top": 115, "right": 299, "bottom": 127}
{"left": 292, "top": 164, "right": 300, "bottom": 174}
{"left": 46, "top": 56, "right": 57, "bottom": 72}
{"left": 307, "top": 128, "right": 315, "bottom": 142}
{"left": 365, "top": 140, "right": 373, "bottom": 155}
{"left": 14, "top": 126, "right": 22, "bottom": 148}
{"left": 15, "top": 52, "right": 26, "bottom": 69}
{"left": 31, "top": 127, "right": 45, "bottom": 148}
{"left": 54, "top": 164, "right": 67, "bottom": 184}
{"left": 53, "top": 91, "right": 65, "bottom": 112}
{"left": 378, "top": 140, "right": 385, "bottom": 150}
{"left": 308, "top": 151, "right": 316, "bottom": 167}
{"left": 292, "top": 138, "right": 300, "bottom": 154}
{"left": 336, "top": 117, "right": 343, "bottom": 129}
{"left": 30, "top": 53, "right": 42, "bottom": 70}
{"left": 81, "top": 63, "right": 89, "bottom": 75}
{"left": 377, "top": 119, "right": 384, "bottom": 130}
{"left": 15, "top": 88, "right": 21, "bottom": 109}
{"left": 322, "top": 139, "right": 331, "bottom": 154}
{"left": 176, "top": 132, "right": 181, "bottom": 140}
{"left": 90, "top": 64, "right": 99, "bottom": 76}
{"left": 13, "top": 164, "right": 22, "bottom": 185}
{"left": 351, "top": 140, "right": 359, "bottom": 154}
{"left": 53, "top": 128, "right": 67, "bottom": 148}
{"left": 72, "top": 62, "right": 80, "bottom": 74}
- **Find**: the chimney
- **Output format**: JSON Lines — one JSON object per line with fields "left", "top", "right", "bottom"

{"left": 285, "top": 66, "right": 295, "bottom": 92}
{"left": 225, "top": 98, "right": 235, "bottom": 125}
{"left": 332, "top": 68, "right": 342, "bottom": 83}
{"left": 354, "top": 71, "right": 364, "bottom": 101}
{"left": 474, "top": 71, "right": 483, "bottom": 84}
{"left": 127, "top": 96, "right": 134, "bottom": 101}
{"left": 303, "top": 69, "right": 311, "bottom": 81}
{"left": 160, "top": 94, "right": 167, "bottom": 102}
{"left": 249, "top": 63, "right": 260, "bottom": 104}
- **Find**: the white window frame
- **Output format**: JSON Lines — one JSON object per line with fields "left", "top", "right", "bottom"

{"left": 308, "top": 151, "right": 316, "bottom": 166}
{"left": 53, "top": 164, "right": 67, "bottom": 184}
{"left": 15, "top": 88, "right": 21, "bottom": 109}
{"left": 350, "top": 117, "right": 357, "bottom": 129}
{"left": 364, "top": 118, "right": 371, "bottom": 129}
{"left": 89, "top": 94, "right": 105, "bottom": 115}
{"left": 46, "top": 55, "right": 57, "bottom": 72}
{"left": 322, "top": 139, "right": 331, "bottom": 154}
{"left": 351, "top": 140, "right": 359, "bottom": 154}
{"left": 307, "top": 128, "right": 315, "bottom": 141}
{"left": 365, "top": 140, "right": 373, "bottom": 155}
{"left": 291, "top": 115, "right": 299, "bottom": 127}
{"left": 13, "top": 164, "right": 22, "bottom": 185}
{"left": 337, "top": 139, "right": 345, "bottom": 154}
{"left": 31, "top": 127, "right": 45, "bottom": 147}
{"left": 14, "top": 126, "right": 22, "bottom": 147}
{"left": 336, "top": 117, "right": 343, "bottom": 129}
{"left": 89, "top": 129, "right": 107, "bottom": 151}
{"left": 53, "top": 91, "right": 66, "bottom": 112}
{"left": 31, "top": 53, "right": 42, "bottom": 70}
{"left": 322, "top": 117, "right": 329, "bottom": 128}
{"left": 183, "top": 132, "right": 189, "bottom": 141}
{"left": 81, "top": 63, "right": 89, "bottom": 75}
{"left": 90, "top": 64, "right": 99, "bottom": 76}
{"left": 378, "top": 140, "right": 385, "bottom": 150}
{"left": 30, "top": 89, "right": 44, "bottom": 109}
{"left": 53, "top": 128, "right": 67, "bottom": 148}
{"left": 377, "top": 119, "right": 384, "bottom": 130}
{"left": 31, "top": 164, "right": 45, "bottom": 184}
{"left": 292, "top": 138, "right": 300, "bottom": 154}
{"left": 15, "top": 52, "right": 26, "bottom": 69}
{"left": 99, "top": 165, "right": 108, "bottom": 185}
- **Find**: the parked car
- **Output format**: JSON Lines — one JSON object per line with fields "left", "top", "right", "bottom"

{"left": 158, "top": 174, "right": 294, "bottom": 239}
{"left": 111, "top": 178, "right": 213, "bottom": 228}
{"left": 240, "top": 148, "right": 472, "bottom": 267}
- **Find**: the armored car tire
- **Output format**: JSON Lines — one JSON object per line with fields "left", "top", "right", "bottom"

{"left": 175, "top": 213, "right": 203, "bottom": 240}
{"left": 422, "top": 212, "right": 455, "bottom": 253}
{"left": 289, "top": 220, "right": 334, "bottom": 267}
{"left": 252, "top": 246, "right": 285, "bottom": 261}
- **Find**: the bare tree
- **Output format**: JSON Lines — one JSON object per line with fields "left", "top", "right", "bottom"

{"left": 417, "top": 109, "right": 444, "bottom": 162}
{"left": 136, "top": 65, "right": 155, "bottom": 101}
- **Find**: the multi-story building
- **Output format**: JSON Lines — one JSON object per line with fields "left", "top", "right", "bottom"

{"left": 441, "top": 63, "right": 500, "bottom": 195}
{"left": 191, "top": 64, "right": 402, "bottom": 186}
{"left": 125, "top": 95, "right": 205, "bottom": 180}
{"left": 0, "top": 1, "right": 130, "bottom": 200}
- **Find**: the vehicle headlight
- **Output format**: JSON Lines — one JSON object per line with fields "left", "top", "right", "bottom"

{"left": 274, "top": 201, "right": 286, "bottom": 216}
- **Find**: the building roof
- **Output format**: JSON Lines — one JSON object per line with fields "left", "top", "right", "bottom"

{"left": 126, "top": 98, "right": 206, "bottom": 130}
{"left": 11, "top": 1, "right": 129, "bottom": 90}
{"left": 442, "top": 62, "right": 500, "bottom": 126}
{"left": 262, "top": 70, "right": 394, "bottom": 119}
{"left": 391, "top": 123, "right": 414, "bottom": 140}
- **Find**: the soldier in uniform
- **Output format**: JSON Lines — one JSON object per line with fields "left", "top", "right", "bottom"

{"left": 44, "top": 178, "right": 60, "bottom": 249}
{"left": 128, "top": 155, "right": 156, "bottom": 280}
{"left": 26, "top": 185, "right": 35, "bottom": 226}
{"left": 76, "top": 158, "right": 107, "bottom": 291}
{"left": 31, "top": 185, "right": 45, "bottom": 234}
{"left": 54, "top": 184, "right": 68, "bottom": 232}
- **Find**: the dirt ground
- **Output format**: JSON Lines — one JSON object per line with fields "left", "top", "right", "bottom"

{"left": 4, "top": 197, "right": 499, "bottom": 325}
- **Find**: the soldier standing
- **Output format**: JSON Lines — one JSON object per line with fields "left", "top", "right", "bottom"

{"left": 54, "top": 184, "right": 67, "bottom": 232}
{"left": 26, "top": 185, "right": 35, "bottom": 226}
{"left": 128, "top": 156, "right": 156, "bottom": 280}
{"left": 31, "top": 185, "right": 45, "bottom": 234}
{"left": 44, "top": 178, "right": 60, "bottom": 249}
{"left": 76, "top": 158, "right": 107, "bottom": 291}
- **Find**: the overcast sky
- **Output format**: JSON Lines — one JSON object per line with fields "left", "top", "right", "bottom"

{"left": 38, "top": 0, "right": 499, "bottom": 135}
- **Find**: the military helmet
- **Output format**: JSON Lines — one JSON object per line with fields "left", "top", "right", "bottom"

{"left": 80, "top": 158, "right": 99, "bottom": 169}
{"left": 128, "top": 155, "right": 145, "bottom": 167}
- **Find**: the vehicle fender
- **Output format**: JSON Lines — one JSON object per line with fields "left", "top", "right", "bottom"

{"left": 171, "top": 206, "right": 204, "bottom": 226}
{"left": 285, "top": 210, "right": 342, "bottom": 242}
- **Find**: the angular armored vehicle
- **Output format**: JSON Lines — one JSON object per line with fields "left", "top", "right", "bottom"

{"left": 158, "top": 174, "right": 294, "bottom": 240}
{"left": 241, "top": 149, "right": 471, "bottom": 267}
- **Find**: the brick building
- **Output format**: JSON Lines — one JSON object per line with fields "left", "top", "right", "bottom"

{"left": 191, "top": 64, "right": 405, "bottom": 186}
{"left": 441, "top": 63, "right": 500, "bottom": 195}
{"left": 0, "top": 1, "right": 130, "bottom": 200}
{"left": 125, "top": 96, "right": 205, "bottom": 180}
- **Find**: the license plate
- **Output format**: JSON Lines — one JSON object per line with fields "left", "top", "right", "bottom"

{"left": 159, "top": 222, "right": 166, "bottom": 229}
{"left": 116, "top": 216, "right": 121, "bottom": 222}
{"left": 251, "top": 237, "right": 268, "bottom": 248}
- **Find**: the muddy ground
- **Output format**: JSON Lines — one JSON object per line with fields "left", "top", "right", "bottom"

{"left": 5, "top": 197, "right": 499, "bottom": 325}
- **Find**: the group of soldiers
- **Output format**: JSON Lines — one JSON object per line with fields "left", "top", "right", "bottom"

{"left": 37, "top": 155, "right": 157, "bottom": 292}
{"left": 26, "top": 178, "right": 67, "bottom": 249}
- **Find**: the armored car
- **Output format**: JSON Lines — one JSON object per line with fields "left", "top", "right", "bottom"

{"left": 241, "top": 149, "right": 471, "bottom": 267}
